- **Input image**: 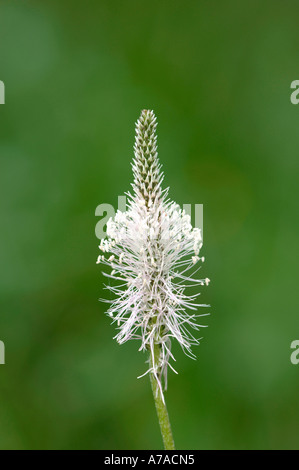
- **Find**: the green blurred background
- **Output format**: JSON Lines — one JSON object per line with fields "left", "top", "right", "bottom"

{"left": 0, "top": 0, "right": 298, "bottom": 450}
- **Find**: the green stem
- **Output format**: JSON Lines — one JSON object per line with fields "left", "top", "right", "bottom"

{"left": 149, "top": 347, "right": 175, "bottom": 450}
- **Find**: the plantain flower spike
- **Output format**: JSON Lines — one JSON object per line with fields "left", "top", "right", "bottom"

{"left": 97, "top": 110, "right": 209, "bottom": 401}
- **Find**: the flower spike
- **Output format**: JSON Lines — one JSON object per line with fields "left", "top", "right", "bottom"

{"left": 98, "top": 110, "right": 209, "bottom": 402}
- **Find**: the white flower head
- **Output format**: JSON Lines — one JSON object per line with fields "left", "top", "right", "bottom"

{"left": 98, "top": 110, "right": 209, "bottom": 400}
